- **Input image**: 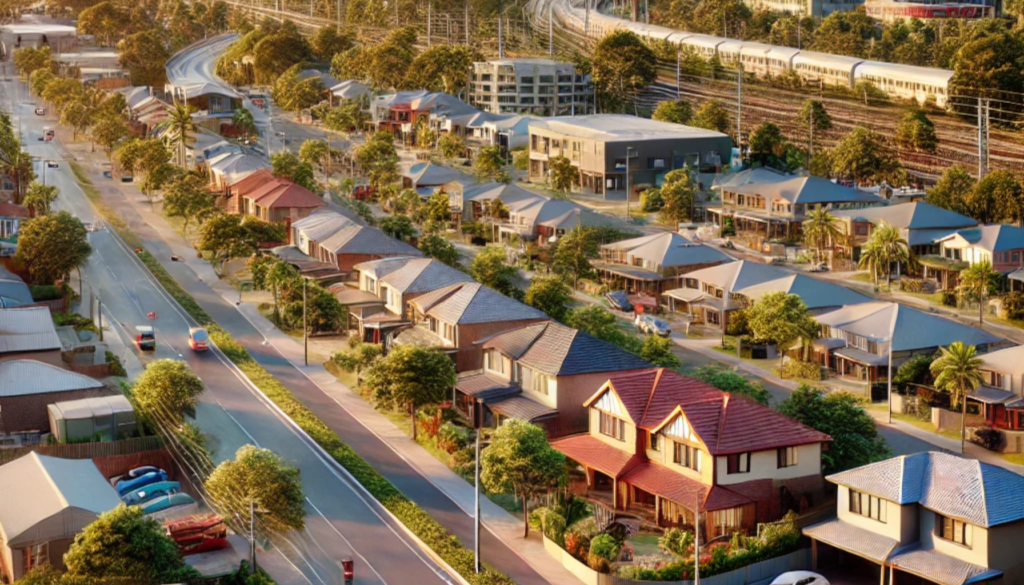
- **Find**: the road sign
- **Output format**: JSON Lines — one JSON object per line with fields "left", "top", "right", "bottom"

{"left": 147, "top": 311, "right": 157, "bottom": 321}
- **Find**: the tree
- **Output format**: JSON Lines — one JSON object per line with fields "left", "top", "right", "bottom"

{"left": 652, "top": 100, "right": 692, "bottom": 125}
{"left": 15, "top": 212, "right": 91, "bottom": 284}
{"left": 164, "top": 102, "right": 198, "bottom": 167}
{"left": 251, "top": 24, "right": 312, "bottom": 85}
{"left": 15, "top": 564, "right": 61, "bottom": 585}
{"left": 271, "top": 151, "right": 319, "bottom": 192}
{"left": 471, "top": 246, "right": 522, "bottom": 299}
{"left": 419, "top": 234, "right": 460, "bottom": 267}
{"left": 131, "top": 359, "right": 204, "bottom": 424}
{"left": 688, "top": 364, "right": 772, "bottom": 404}
{"left": 930, "top": 342, "right": 984, "bottom": 453}
{"left": 437, "top": 133, "right": 464, "bottom": 162}
{"left": 658, "top": 168, "right": 697, "bottom": 227}
{"left": 958, "top": 260, "right": 997, "bottom": 326}
{"left": 63, "top": 505, "right": 201, "bottom": 585}
{"left": 474, "top": 146, "right": 508, "bottom": 183}
{"left": 199, "top": 214, "right": 283, "bottom": 272}
{"left": 250, "top": 255, "right": 299, "bottom": 324}
{"left": 552, "top": 226, "right": 599, "bottom": 289}
{"left": 76, "top": 1, "right": 129, "bottom": 45}
{"left": 403, "top": 45, "right": 482, "bottom": 94}
{"left": 895, "top": 109, "right": 938, "bottom": 153}
{"left": 690, "top": 100, "right": 731, "bottom": 134}
{"left": 118, "top": 30, "right": 171, "bottom": 87}
{"left": 205, "top": 445, "right": 306, "bottom": 533}
{"left": 748, "top": 122, "right": 788, "bottom": 167}
{"left": 41, "top": 78, "right": 84, "bottom": 115}
{"left": 803, "top": 208, "right": 842, "bottom": 263}
{"left": 378, "top": 215, "right": 416, "bottom": 241}
{"left": 950, "top": 33, "right": 1024, "bottom": 122}
{"left": 363, "top": 344, "right": 456, "bottom": 440}
{"left": 777, "top": 385, "right": 891, "bottom": 473}
{"left": 481, "top": 419, "right": 566, "bottom": 537}
{"left": 272, "top": 65, "right": 326, "bottom": 113}
{"left": 28, "top": 68, "right": 55, "bottom": 97}
{"left": 299, "top": 139, "right": 333, "bottom": 178}
{"left": 524, "top": 276, "right": 573, "bottom": 321}
{"left": 831, "top": 127, "right": 903, "bottom": 186}
{"left": 163, "top": 174, "right": 216, "bottom": 234}
{"left": 590, "top": 30, "right": 657, "bottom": 113}
{"left": 13, "top": 46, "right": 53, "bottom": 79}
{"left": 117, "top": 138, "right": 172, "bottom": 200}
{"left": 926, "top": 166, "right": 975, "bottom": 217}
{"left": 59, "top": 101, "right": 92, "bottom": 141}
{"left": 312, "top": 26, "right": 354, "bottom": 61}
{"left": 978, "top": 170, "right": 1024, "bottom": 225}
{"left": 331, "top": 339, "right": 383, "bottom": 379}
{"left": 2, "top": 149, "right": 35, "bottom": 202}
{"left": 798, "top": 99, "right": 832, "bottom": 133}
{"left": 22, "top": 182, "right": 58, "bottom": 217}
{"left": 565, "top": 304, "right": 642, "bottom": 353}
{"left": 745, "top": 292, "right": 818, "bottom": 365}
{"left": 639, "top": 335, "right": 681, "bottom": 369}
{"left": 807, "top": 11, "right": 875, "bottom": 57}
{"left": 548, "top": 155, "right": 578, "bottom": 194}
{"left": 92, "top": 116, "right": 131, "bottom": 160}
{"left": 861, "top": 221, "right": 913, "bottom": 288}
{"left": 232, "top": 108, "right": 258, "bottom": 140}
{"left": 356, "top": 132, "right": 399, "bottom": 190}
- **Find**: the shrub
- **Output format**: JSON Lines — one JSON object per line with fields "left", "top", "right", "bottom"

{"left": 974, "top": 427, "right": 1001, "bottom": 451}
{"left": 780, "top": 359, "right": 822, "bottom": 381}
{"left": 589, "top": 533, "right": 621, "bottom": 561}
{"left": 30, "top": 284, "right": 63, "bottom": 301}
{"left": 105, "top": 351, "right": 127, "bottom": 377}
{"left": 447, "top": 446, "right": 475, "bottom": 481}
{"left": 658, "top": 528, "right": 694, "bottom": 557}
{"left": 53, "top": 311, "right": 98, "bottom": 333}
{"left": 941, "top": 290, "right": 958, "bottom": 307}
{"left": 416, "top": 408, "right": 442, "bottom": 439}
{"left": 893, "top": 353, "right": 934, "bottom": 390}
{"left": 725, "top": 308, "right": 749, "bottom": 336}
{"left": 586, "top": 553, "right": 611, "bottom": 573}
{"left": 567, "top": 516, "right": 598, "bottom": 538}
{"left": 542, "top": 510, "right": 567, "bottom": 547}
{"left": 640, "top": 188, "right": 664, "bottom": 212}
{"left": 1003, "top": 291, "right": 1024, "bottom": 321}
{"left": 564, "top": 531, "right": 590, "bottom": 559}
{"left": 899, "top": 279, "right": 924, "bottom": 293}
{"left": 437, "top": 422, "right": 470, "bottom": 453}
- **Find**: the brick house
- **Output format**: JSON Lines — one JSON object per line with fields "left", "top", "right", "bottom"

{"left": 0, "top": 360, "right": 112, "bottom": 446}
{"left": 291, "top": 210, "right": 422, "bottom": 274}
{"left": 553, "top": 369, "right": 830, "bottom": 539}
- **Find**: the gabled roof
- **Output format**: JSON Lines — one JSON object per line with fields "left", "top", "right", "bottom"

{"left": 0, "top": 360, "right": 105, "bottom": 396}
{"left": 292, "top": 210, "right": 357, "bottom": 242}
{"left": 482, "top": 322, "right": 651, "bottom": 377}
{"left": 815, "top": 301, "right": 1004, "bottom": 352}
{"left": 729, "top": 176, "right": 885, "bottom": 206}
{"left": 831, "top": 202, "right": 977, "bottom": 231}
{"left": 404, "top": 162, "right": 471, "bottom": 188}
{"left": 711, "top": 167, "right": 790, "bottom": 191}
{"left": 601, "top": 232, "right": 734, "bottom": 270}
{"left": 978, "top": 345, "right": 1024, "bottom": 377}
{"left": 0, "top": 307, "right": 62, "bottom": 354}
{"left": 937, "top": 224, "right": 1024, "bottom": 253}
{"left": 462, "top": 182, "right": 545, "bottom": 206}
{"left": 318, "top": 224, "right": 422, "bottom": 257}
{"left": 683, "top": 260, "right": 787, "bottom": 292}
{"left": 373, "top": 258, "right": 474, "bottom": 294}
{"left": 410, "top": 282, "right": 548, "bottom": 325}
{"left": 736, "top": 273, "right": 873, "bottom": 310}
{"left": 827, "top": 452, "right": 1024, "bottom": 527}
{"left": 550, "top": 433, "right": 644, "bottom": 478}
{"left": 247, "top": 180, "right": 326, "bottom": 209}
{"left": 228, "top": 168, "right": 277, "bottom": 195}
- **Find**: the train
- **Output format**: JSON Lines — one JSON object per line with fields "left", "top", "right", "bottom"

{"left": 542, "top": 0, "right": 955, "bottom": 107}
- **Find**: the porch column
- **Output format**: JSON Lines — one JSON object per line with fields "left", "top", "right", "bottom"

{"left": 811, "top": 540, "right": 817, "bottom": 571}
{"left": 890, "top": 565, "right": 895, "bottom": 585}
{"left": 612, "top": 478, "right": 617, "bottom": 509}
{"left": 879, "top": 564, "right": 885, "bottom": 585}
{"left": 655, "top": 496, "right": 660, "bottom": 526}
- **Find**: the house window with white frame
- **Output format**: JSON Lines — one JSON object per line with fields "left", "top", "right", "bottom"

{"left": 777, "top": 446, "right": 799, "bottom": 468}
{"left": 849, "top": 489, "right": 886, "bottom": 523}
{"left": 23, "top": 542, "right": 48, "bottom": 572}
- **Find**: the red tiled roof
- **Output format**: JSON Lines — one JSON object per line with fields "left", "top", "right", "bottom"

{"left": 703, "top": 485, "right": 755, "bottom": 512}
{"left": 552, "top": 434, "right": 643, "bottom": 479}
{"left": 620, "top": 461, "right": 753, "bottom": 512}
{"left": 228, "top": 168, "right": 276, "bottom": 196}
{"left": 257, "top": 183, "right": 326, "bottom": 209}
{"left": 0, "top": 203, "right": 29, "bottom": 218}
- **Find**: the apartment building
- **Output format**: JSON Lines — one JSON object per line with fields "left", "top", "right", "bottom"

{"left": 469, "top": 58, "right": 591, "bottom": 116}
{"left": 744, "top": 0, "right": 862, "bottom": 16}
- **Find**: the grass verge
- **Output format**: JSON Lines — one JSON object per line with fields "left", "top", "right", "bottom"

{"left": 70, "top": 165, "right": 514, "bottom": 585}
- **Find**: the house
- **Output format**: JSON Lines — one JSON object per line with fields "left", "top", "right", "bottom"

{"left": 330, "top": 80, "right": 371, "bottom": 104}
{"left": 828, "top": 202, "right": 978, "bottom": 262}
{"left": 445, "top": 181, "right": 544, "bottom": 227}
{"left": 709, "top": 175, "right": 887, "bottom": 240}
{"left": 596, "top": 232, "right": 733, "bottom": 298}
{"left": 966, "top": 345, "right": 1024, "bottom": 432}
{"left": 370, "top": 90, "right": 429, "bottom": 128}
{"left": 553, "top": 368, "right": 830, "bottom": 539}
{"left": 220, "top": 168, "right": 277, "bottom": 213}
{"left": 804, "top": 452, "right": 1024, "bottom": 585}
{"left": 926, "top": 224, "right": 1024, "bottom": 290}
{"left": 666, "top": 260, "right": 872, "bottom": 326}
{"left": 393, "top": 282, "right": 549, "bottom": 371}
{"left": 402, "top": 162, "right": 472, "bottom": 193}
{"left": 0, "top": 202, "right": 28, "bottom": 239}
{"left": 0, "top": 360, "right": 111, "bottom": 446}
{"left": 469, "top": 58, "right": 592, "bottom": 116}
{"left": 291, "top": 210, "right": 422, "bottom": 274}
{"left": 238, "top": 177, "right": 326, "bottom": 225}
{"left": 454, "top": 321, "right": 652, "bottom": 437}
{"left": 207, "top": 153, "right": 270, "bottom": 190}
{"left": 0, "top": 265, "right": 32, "bottom": 308}
{"left": 466, "top": 112, "right": 532, "bottom": 152}
{"left": 528, "top": 115, "right": 732, "bottom": 196}
{"left": 0, "top": 452, "right": 122, "bottom": 581}
{"left": 504, "top": 196, "right": 624, "bottom": 244}
{"left": 813, "top": 301, "right": 1008, "bottom": 385}
{"left": 0, "top": 307, "right": 63, "bottom": 359}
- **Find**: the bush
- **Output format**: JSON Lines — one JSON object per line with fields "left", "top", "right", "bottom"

{"left": 542, "top": 510, "right": 567, "bottom": 547}
{"left": 587, "top": 553, "right": 611, "bottom": 573}
{"left": 640, "top": 188, "right": 664, "bottom": 212}
{"left": 974, "top": 427, "right": 1001, "bottom": 451}
{"left": 416, "top": 408, "right": 442, "bottom": 439}
{"left": 105, "top": 351, "right": 127, "bottom": 377}
{"left": 658, "top": 528, "right": 694, "bottom": 557}
{"left": 894, "top": 353, "right": 934, "bottom": 390}
{"left": 565, "top": 531, "right": 590, "bottom": 559}
{"left": 780, "top": 359, "right": 822, "bottom": 381}
{"left": 941, "top": 290, "right": 958, "bottom": 307}
{"left": 589, "top": 533, "right": 621, "bottom": 562}
{"left": 1003, "top": 291, "right": 1024, "bottom": 321}
{"left": 447, "top": 446, "right": 475, "bottom": 481}
{"left": 437, "top": 422, "right": 470, "bottom": 453}
{"left": 725, "top": 308, "right": 749, "bottom": 336}
{"left": 53, "top": 311, "right": 98, "bottom": 333}
{"left": 30, "top": 284, "right": 63, "bottom": 301}
{"left": 899, "top": 279, "right": 924, "bottom": 293}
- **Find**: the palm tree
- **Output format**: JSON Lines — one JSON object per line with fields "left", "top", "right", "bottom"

{"left": 864, "top": 221, "right": 913, "bottom": 289}
{"left": 803, "top": 207, "right": 843, "bottom": 264}
{"left": 166, "top": 102, "right": 198, "bottom": 168}
{"left": 930, "top": 342, "right": 984, "bottom": 453}
{"left": 232, "top": 108, "right": 258, "bottom": 141}
{"left": 858, "top": 239, "right": 884, "bottom": 287}
{"left": 958, "top": 260, "right": 997, "bottom": 326}
{"left": 2, "top": 149, "right": 35, "bottom": 203}
{"left": 22, "top": 182, "right": 58, "bottom": 217}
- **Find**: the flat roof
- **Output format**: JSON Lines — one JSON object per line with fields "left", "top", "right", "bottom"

{"left": 1, "top": 24, "right": 77, "bottom": 34}
{"left": 529, "top": 114, "right": 729, "bottom": 142}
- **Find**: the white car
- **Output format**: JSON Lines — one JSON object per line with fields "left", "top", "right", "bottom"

{"left": 770, "top": 571, "right": 829, "bottom": 585}
{"left": 636, "top": 314, "right": 671, "bottom": 337}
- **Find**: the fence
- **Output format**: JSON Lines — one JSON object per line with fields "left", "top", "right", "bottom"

{"left": 0, "top": 436, "right": 164, "bottom": 466}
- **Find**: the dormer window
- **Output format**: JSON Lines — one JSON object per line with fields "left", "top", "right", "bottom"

{"left": 672, "top": 441, "right": 701, "bottom": 472}
{"left": 598, "top": 410, "right": 625, "bottom": 441}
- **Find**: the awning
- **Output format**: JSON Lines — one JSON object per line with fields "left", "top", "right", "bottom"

{"left": 803, "top": 518, "right": 898, "bottom": 563}
{"left": 664, "top": 288, "right": 707, "bottom": 303}
{"left": 888, "top": 546, "right": 1002, "bottom": 585}
{"left": 488, "top": 395, "right": 557, "bottom": 422}
{"left": 1009, "top": 268, "right": 1024, "bottom": 283}
{"left": 331, "top": 287, "right": 385, "bottom": 307}
{"left": 834, "top": 346, "right": 888, "bottom": 367}
{"left": 970, "top": 385, "right": 1018, "bottom": 405}
{"left": 594, "top": 262, "right": 666, "bottom": 282}
{"left": 454, "top": 372, "right": 521, "bottom": 402}
{"left": 552, "top": 434, "right": 643, "bottom": 479}
{"left": 813, "top": 338, "right": 848, "bottom": 351}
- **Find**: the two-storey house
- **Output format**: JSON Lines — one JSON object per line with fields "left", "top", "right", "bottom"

{"left": 290, "top": 210, "right": 422, "bottom": 274}
{"left": 710, "top": 175, "right": 886, "bottom": 240}
{"left": 927, "top": 224, "right": 1024, "bottom": 290}
{"left": 553, "top": 369, "right": 830, "bottom": 539}
{"left": 813, "top": 301, "right": 1008, "bottom": 384}
{"left": 454, "top": 321, "right": 652, "bottom": 437}
{"left": 804, "top": 452, "right": 1024, "bottom": 585}
{"left": 393, "top": 282, "right": 549, "bottom": 371}
{"left": 596, "top": 232, "right": 733, "bottom": 299}
{"left": 828, "top": 202, "right": 977, "bottom": 264}
{"left": 966, "top": 345, "right": 1024, "bottom": 432}
{"left": 527, "top": 115, "right": 732, "bottom": 197}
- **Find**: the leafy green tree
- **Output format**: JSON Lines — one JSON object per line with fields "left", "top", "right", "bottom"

{"left": 639, "top": 335, "right": 680, "bottom": 369}
{"left": 199, "top": 214, "right": 283, "bottom": 272}
{"left": 363, "top": 344, "right": 456, "bottom": 440}
{"left": 893, "top": 352, "right": 935, "bottom": 389}
{"left": 251, "top": 23, "right": 312, "bottom": 85}
{"left": 22, "top": 182, "right": 58, "bottom": 217}
{"left": 76, "top": 1, "right": 129, "bottom": 45}
{"left": 403, "top": 45, "right": 482, "bottom": 94}
{"left": 272, "top": 65, "right": 326, "bottom": 113}
{"left": 552, "top": 225, "right": 599, "bottom": 289}
{"left": 926, "top": 166, "right": 974, "bottom": 217}
{"left": 92, "top": 116, "right": 131, "bottom": 161}
{"left": 41, "top": 77, "right": 84, "bottom": 115}
{"left": 271, "top": 151, "right": 319, "bottom": 192}
{"left": 803, "top": 208, "right": 842, "bottom": 263}
{"left": 565, "top": 304, "right": 642, "bottom": 354}
{"left": 652, "top": 100, "right": 692, "bottom": 125}
{"left": 356, "top": 132, "right": 399, "bottom": 190}
{"left": 808, "top": 11, "right": 876, "bottom": 57}
{"left": 282, "top": 280, "right": 345, "bottom": 334}
{"left": 378, "top": 215, "right": 416, "bottom": 241}
{"left": 420, "top": 192, "right": 453, "bottom": 226}
{"left": 658, "top": 168, "right": 697, "bottom": 227}
{"left": 15, "top": 212, "right": 91, "bottom": 284}
{"left": 471, "top": 245, "right": 522, "bottom": 299}
{"left": 13, "top": 45, "right": 53, "bottom": 79}
{"left": 690, "top": 100, "right": 731, "bottom": 134}
{"left": 688, "top": 364, "right": 771, "bottom": 404}
{"left": 591, "top": 30, "right": 657, "bottom": 113}
{"left": 63, "top": 505, "right": 201, "bottom": 585}
{"left": 28, "top": 68, "right": 54, "bottom": 97}
{"left": 950, "top": 32, "right": 1024, "bottom": 122}
{"left": 930, "top": 342, "right": 984, "bottom": 452}
{"left": 862, "top": 220, "right": 913, "bottom": 288}
{"left": 131, "top": 359, "right": 205, "bottom": 424}
{"left": 481, "top": 420, "right": 566, "bottom": 537}
{"left": 524, "top": 276, "right": 573, "bottom": 321}
{"left": 117, "top": 30, "right": 171, "bottom": 87}
{"left": 116, "top": 138, "right": 172, "bottom": 200}
{"left": 162, "top": 174, "right": 216, "bottom": 234}
{"left": 2, "top": 149, "right": 35, "bottom": 202}
{"left": 437, "top": 133, "right": 464, "bottom": 162}
{"left": 512, "top": 149, "right": 529, "bottom": 171}
{"left": 233, "top": 108, "right": 258, "bottom": 140}
{"left": 748, "top": 122, "right": 788, "bottom": 167}
{"left": 831, "top": 127, "right": 903, "bottom": 185}
{"left": 777, "top": 385, "right": 890, "bottom": 473}
{"left": 299, "top": 139, "right": 333, "bottom": 177}
{"left": 59, "top": 101, "right": 92, "bottom": 141}
{"left": 895, "top": 109, "right": 938, "bottom": 153}
{"left": 474, "top": 145, "right": 508, "bottom": 183}
{"left": 205, "top": 445, "right": 306, "bottom": 533}
{"left": 548, "top": 155, "right": 578, "bottom": 194}
{"left": 312, "top": 26, "right": 354, "bottom": 61}
{"left": 210, "top": 0, "right": 230, "bottom": 31}
{"left": 978, "top": 170, "right": 1024, "bottom": 225}
{"left": 798, "top": 99, "right": 832, "bottom": 133}
{"left": 745, "top": 292, "right": 818, "bottom": 365}
{"left": 14, "top": 564, "right": 61, "bottom": 585}
{"left": 958, "top": 260, "right": 998, "bottom": 326}
{"left": 419, "top": 234, "right": 460, "bottom": 267}
{"left": 249, "top": 255, "right": 298, "bottom": 324}
{"left": 332, "top": 339, "right": 384, "bottom": 379}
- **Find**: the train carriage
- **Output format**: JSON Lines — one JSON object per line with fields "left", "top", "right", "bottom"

{"left": 792, "top": 51, "right": 865, "bottom": 88}
{"left": 737, "top": 42, "right": 777, "bottom": 76}
{"left": 853, "top": 61, "right": 954, "bottom": 107}
{"left": 765, "top": 46, "right": 801, "bottom": 77}
{"left": 678, "top": 34, "right": 728, "bottom": 58}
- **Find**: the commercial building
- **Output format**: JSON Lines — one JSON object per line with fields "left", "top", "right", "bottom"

{"left": 864, "top": 0, "right": 993, "bottom": 21}
{"left": 469, "top": 58, "right": 591, "bottom": 116}
{"left": 743, "top": 0, "right": 862, "bottom": 16}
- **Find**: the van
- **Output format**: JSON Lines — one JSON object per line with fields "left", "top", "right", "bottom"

{"left": 135, "top": 326, "right": 155, "bottom": 351}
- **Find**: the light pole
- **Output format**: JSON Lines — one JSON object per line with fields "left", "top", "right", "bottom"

{"left": 624, "top": 146, "right": 637, "bottom": 221}
{"left": 302, "top": 276, "right": 308, "bottom": 366}
{"left": 472, "top": 399, "right": 482, "bottom": 573}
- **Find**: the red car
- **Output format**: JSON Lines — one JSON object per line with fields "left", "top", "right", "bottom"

{"left": 188, "top": 327, "right": 209, "bottom": 351}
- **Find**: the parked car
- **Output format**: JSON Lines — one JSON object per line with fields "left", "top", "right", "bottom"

{"left": 604, "top": 290, "right": 633, "bottom": 312}
{"left": 46, "top": 160, "right": 58, "bottom": 168}
{"left": 188, "top": 327, "right": 209, "bottom": 351}
{"left": 126, "top": 465, "right": 165, "bottom": 479}
{"left": 135, "top": 326, "right": 156, "bottom": 351}
{"left": 34, "top": 107, "right": 45, "bottom": 116}
{"left": 141, "top": 492, "right": 195, "bottom": 514}
{"left": 121, "top": 174, "right": 134, "bottom": 183}
{"left": 808, "top": 262, "right": 829, "bottom": 272}
{"left": 770, "top": 572, "right": 828, "bottom": 585}
{"left": 122, "top": 481, "right": 181, "bottom": 506}
{"left": 115, "top": 469, "right": 168, "bottom": 497}
{"left": 636, "top": 314, "right": 671, "bottom": 337}
{"left": 43, "top": 127, "right": 54, "bottom": 141}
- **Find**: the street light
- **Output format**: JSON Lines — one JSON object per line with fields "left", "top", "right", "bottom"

{"left": 302, "top": 276, "right": 309, "bottom": 366}
{"left": 624, "top": 146, "right": 637, "bottom": 220}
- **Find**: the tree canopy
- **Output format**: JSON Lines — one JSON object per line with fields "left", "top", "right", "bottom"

{"left": 591, "top": 30, "right": 657, "bottom": 113}
{"left": 471, "top": 245, "right": 522, "bottom": 300}
{"left": 524, "top": 276, "right": 574, "bottom": 321}
{"left": 15, "top": 212, "right": 91, "bottom": 284}
{"left": 205, "top": 445, "right": 306, "bottom": 533}
{"left": 652, "top": 100, "right": 693, "bottom": 125}
{"left": 132, "top": 359, "right": 205, "bottom": 424}
{"left": 363, "top": 344, "right": 456, "bottom": 439}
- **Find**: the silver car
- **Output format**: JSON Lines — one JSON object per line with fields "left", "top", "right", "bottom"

{"left": 770, "top": 571, "right": 829, "bottom": 585}
{"left": 636, "top": 314, "right": 671, "bottom": 337}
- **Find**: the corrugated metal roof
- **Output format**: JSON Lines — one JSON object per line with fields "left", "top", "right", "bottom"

{"left": 888, "top": 546, "right": 1002, "bottom": 585}
{"left": 736, "top": 273, "right": 873, "bottom": 310}
{"left": 803, "top": 518, "right": 898, "bottom": 562}
{"left": 815, "top": 302, "right": 1004, "bottom": 352}
{"left": 683, "top": 260, "right": 788, "bottom": 292}
{"left": 0, "top": 360, "right": 105, "bottom": 396}
{"left": 831, "top": 202, "right": 977, "bottom": 231}
{"left": 601, "top": 232, "right": 733, "bottom": 271}
{"left": 0, "top": 307, "right": 62, "bottom": 354}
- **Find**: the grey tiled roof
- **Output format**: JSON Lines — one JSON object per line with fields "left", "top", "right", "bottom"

{"left": 828, "top": 451, "right": 1024, "bottom": 527}
{"left": 319, "top": 224, "right": 422, "bottom": 257}
{"left": 512, "top": 322, "right": 651, "bottom": 377}
{"left": 353, "top": 257, "right": 420, "bottom": 280}
{"left": 454, "top": 372, "right": 521, "bottom": 401}
{"left": 481, "top": 323, "right": 548, "bottom": 359}
{"left": 413, "top": 283, "right": 548, "bottom": 325}
{"left": 888, "top": 546, "right": 1001, "bottom": 585}
{"left": 488, "top": 394, "right": 557, "bottom": 421}
{"left": 802, "top": 518, "right": 898, "bottom": 562}
{"left": 381, "top": 258, "right": 474, "bottom": 294}
{"left": 729, "top": 176, "right": 885, "bottom": 205}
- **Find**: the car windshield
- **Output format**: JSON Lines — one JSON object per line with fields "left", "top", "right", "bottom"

{"left": 192, "top": 330, "right": 209, "bottom": 341}
{"left": 654, "top": 320, "right": 667, "bottom": 327}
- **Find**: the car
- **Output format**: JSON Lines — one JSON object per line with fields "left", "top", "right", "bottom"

{"left": 34, "top": 107, "right": 45, "bottom": 116}
{"left": 188, "top": 327, "right": 209, "bottom": 351}
{"left": 121, "top": 174, "right": 133, "bottom": 183}
{"left": 135, "top": 325, "right": 155, "bottom": 351}
{"left": 808, "top": 262, "right": 829, "bottom": 272}
{"left": 46, "top": 161, "right": 58, "bottom": 168}
{"left": 604, "top": 290, "right": 633, "bottom": 312}
{"left": 636, "top": 314, "right": 672, "bottom": 337}
{"left": 770, "top": 571, "right": 829, "bottom": 585}
{"left": 126, "top": 465, "right": 165, "bottom": 479}
{"left": 43, "top": 127, "right": 54, "bottom": 141}
{"left": 82, "top": 222, "right": 93, "bottom": 232}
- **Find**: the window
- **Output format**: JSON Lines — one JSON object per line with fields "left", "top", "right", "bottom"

{"left": 23, "top": 542, "right": 48, "bottom": 571}
{"left": 777, "top": 446, "right": 799, "bottom": 468}
{"left": 936, "top": 514, "right": 970, "bottom": 547}
{"left": 648, "top": 158, "right": 666, "bottom": 169}
{"left": 649, "top": 432, "right": 659, "bottom": 451}
{"left": 365, "top": 277, "right": 376, "bottom": 294}
{"left": 672, "top": 442, "right": 701, "bottom": 472}
{"left": 442, "top": 323, "right": 456, "bottom": 344}
{"left": 727, "top": 452, "right": 750, "bottom": 474}
{"left": 849, "top": 489, "right": 886, "bottom": 523}
{"left": 484, "top": 350, "right": 505, "bottom": 374}
{"left": 598, "top": 411, "right": 625, "bottom": 441}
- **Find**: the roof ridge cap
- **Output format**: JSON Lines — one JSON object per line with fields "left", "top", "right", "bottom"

{"left": 976, "top": 458, "right": 989, "bottom": 526}
{"left": 639, "top": 368, "right": 666, "bottom": 427}
{"left": 715, "top": 393, "right": 730, "bottom": 452}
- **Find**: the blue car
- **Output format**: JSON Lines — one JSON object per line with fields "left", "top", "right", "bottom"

{"left": 604, "top": 291, "right": 633, "bottom": 312}
{"left": 141, "top": 493, "right": 195, "bottom": 514}
{"left": 122, "top": 481, "right": 181, "bottom": 506}
{"left": 116, "top": 470, "right": 168, "bottom": 497}
{"left": 126, "top": 465, "right": 165, "bottom": 479}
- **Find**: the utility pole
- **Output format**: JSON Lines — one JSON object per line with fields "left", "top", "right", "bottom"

{"left": 302, "top": 277, "right": 308, "bottom": 366}
{"left": 250, "top": 499, "right": 257, "bottom": 571}
{"left": 694, "top": 496, "right": 700, "bottom": 585}
{"left": 644, "top": 0, "right": 648, "bottom": 24}
{"left": 736, "top": 64, "right": 742, "bottom": 151}
{"left": 808, "top": 106, "right": 813, "bottom": 160}
{"left": 548, "top": 3, "right": 553, "bottom": 56}
{"left": 465, "top": 0, "right": 469, "bottom": 45}
{"left": 978, "top": 97, "right": 989, "bottom": 180}
{"left": 498, "top": 14, "right": 503, "bottom": 59}
{"left": 427, "top": 2, "right": 432, "bottom": 47}
{"left": 98, "top": 296, "right": 103, "bottom": 341}
{"left": 337, "top": 0, "right": 341, "bottom": 28}
{"left": 584, "top": 0, "right": 590, "bottom": 35}
{"left": 676, "top": 51, "right": 681, "bottom": 99}
{"left": 473, "top": 401, "right": 482, "bottom": 573}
